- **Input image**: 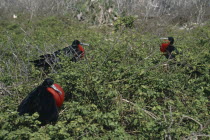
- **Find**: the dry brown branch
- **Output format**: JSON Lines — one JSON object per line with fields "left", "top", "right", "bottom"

{"left": 180, "top": 115, "right": 203, "bottom": 131}
{"left": 1, "top": 0, "right": 209, "bottom": 25}
{"left": 0, "top": 82, "right": 12, "bottom": 95}
{"left": 121, "top": 98, "right": 158, "bottom": 120}
{"left": 184, "top": 133, "right": 210, "bottom": 140}
{"left": 59, "top": 107, "right": 67, "bottom": 115}
{"left": 0, "top": 87, "right": 12, "bottom": 95}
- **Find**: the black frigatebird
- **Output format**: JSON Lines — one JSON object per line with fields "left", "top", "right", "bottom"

{"left": 17, "top": 78, "right": 65, "bottom": 125}
{"left": 31, "top": 40, "right": 88, "bottom": 69}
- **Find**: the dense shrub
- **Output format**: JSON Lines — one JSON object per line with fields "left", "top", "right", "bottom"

{"left": 0, "top": 15, "right": 209, "bottom": 139}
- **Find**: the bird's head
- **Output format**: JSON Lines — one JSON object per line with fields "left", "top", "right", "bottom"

{"left": 168, "top": 37, "right": 174, "bottom": 45}
{"left": 72, "top": 40, "right": 81, "bottom": 48}
{"left": 42, "top": 78, "right": 62, "bottom": 94}
{"left": 72, "top": 40, "right": 89, "bottom": 48}
{"left": 42, "top": 78, "right": 65, "bottom": 107}
{"left": 42, "top": 78, "right": 54, "bottom": 87}
{"left": 160, "top": 37, "right": 174, "bottom": 46}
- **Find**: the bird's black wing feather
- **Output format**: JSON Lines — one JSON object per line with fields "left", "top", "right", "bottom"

{"left": 38, "top": 90, "right": 58, "bottom": 124}
{"left": 18, "top": 86, "right": 59, "bottom": 124}
{"left": 31, "top": 46, "right": 76, "bottom": 68}
{"left": 17, "top": 87, "right": 41, "bottom": 115}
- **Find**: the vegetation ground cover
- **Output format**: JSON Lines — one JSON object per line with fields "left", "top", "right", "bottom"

{"left": 0, "top": 15, "right": 209, "bottom": 139}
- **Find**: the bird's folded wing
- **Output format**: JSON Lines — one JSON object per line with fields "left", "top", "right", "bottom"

{"left": 17, "top": 88, "right": 41, "bottom": 115}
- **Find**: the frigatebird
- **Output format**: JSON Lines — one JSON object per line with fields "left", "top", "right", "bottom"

{"left": 17, "top": 78, "right": 65, "bottom": 125}
{"left": 160, "top": 37, "right": 179, "bottom": 59}
{"left": 31, "top": 40, "right": 87, "bottom": 69}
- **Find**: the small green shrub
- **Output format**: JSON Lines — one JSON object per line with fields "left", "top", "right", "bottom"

{"left": 114, "top": 16, "right": 136, "bottom": 31}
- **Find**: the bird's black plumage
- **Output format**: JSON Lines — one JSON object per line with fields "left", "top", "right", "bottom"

{"left": 18, "top": 78, "right": 59, "bottom": 125}
{"left": 168, "top": 37, "right": 174, "bottom": 45}
{"left": 165, "top": 37, "right": 179, "bottom": 59}
{"left": 31, "top": 40, "right": 83, "bottom": 69}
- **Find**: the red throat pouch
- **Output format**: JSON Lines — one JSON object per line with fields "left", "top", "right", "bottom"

{"left": 47, "top": 84, "right": 65, "bottom": 107}
{"left": 160, "top": 43, "right": 170, "bottom": 52}
{"left": 78, "top": 44, "right": 85, "bottom": 58}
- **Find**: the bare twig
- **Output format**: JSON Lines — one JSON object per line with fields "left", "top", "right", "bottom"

{"left": 195, "top": 134, "right": 210, "bottom": 137}
{"left": 121, "top": 98, "right": 158, "bottom": 120}
{"left": 181, "top": 115, "right": 203, "bottom": 131}
{"left": 59, "top": 107, "right": 67, "bottom": 115}
{"left": 185, "top": 133, "right": 210, "bottom": 140}
{"left": 0, "top": 87, "right": 12, "bottom": 95}
{"left": 164, "top": 105, "right": 174, "bottom": 140}
{"left": 168, "top": 105, "right": 174, "bottom": 129}
{"left": 163, "top": 112, "right": 167, "bottom": 122}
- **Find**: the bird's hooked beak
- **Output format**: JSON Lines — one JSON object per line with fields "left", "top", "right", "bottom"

{"left": 80, "top": 43, "right": 89, "bottom": 46}
{"left": 51, "top": 84, "right": 62, "bottom": 95}
{"left": 160, "top": 37, "right": 168, "bottom": 40}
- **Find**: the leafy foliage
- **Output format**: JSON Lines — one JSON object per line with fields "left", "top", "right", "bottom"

{"left": 114, "top": 16, "right": 136, "bottom": 31}
{"left": 0, "top": 15, "right": 209, "bottom": 139}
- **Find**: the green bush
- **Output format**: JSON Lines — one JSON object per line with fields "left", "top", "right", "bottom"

{"left": 114, "top": 16, "right": 136, "bottom": 31}
{"left": 0, "top": 15, "right": 209, "bottom": 139}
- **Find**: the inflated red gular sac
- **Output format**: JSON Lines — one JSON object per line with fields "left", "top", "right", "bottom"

{"left": 160, "top": 37, "right": 178, "bottom": 59}
{"left": 160, "top": 42, "right": 170, "bottom": 52}
{"left": 160, "top": 37, "right": 175, "bottom": 53}
{"left": 17, "top": 78, "right": 65, "bottom": 125}
{"left": 47, "top": 83, "right": 65, "bottom": 108}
